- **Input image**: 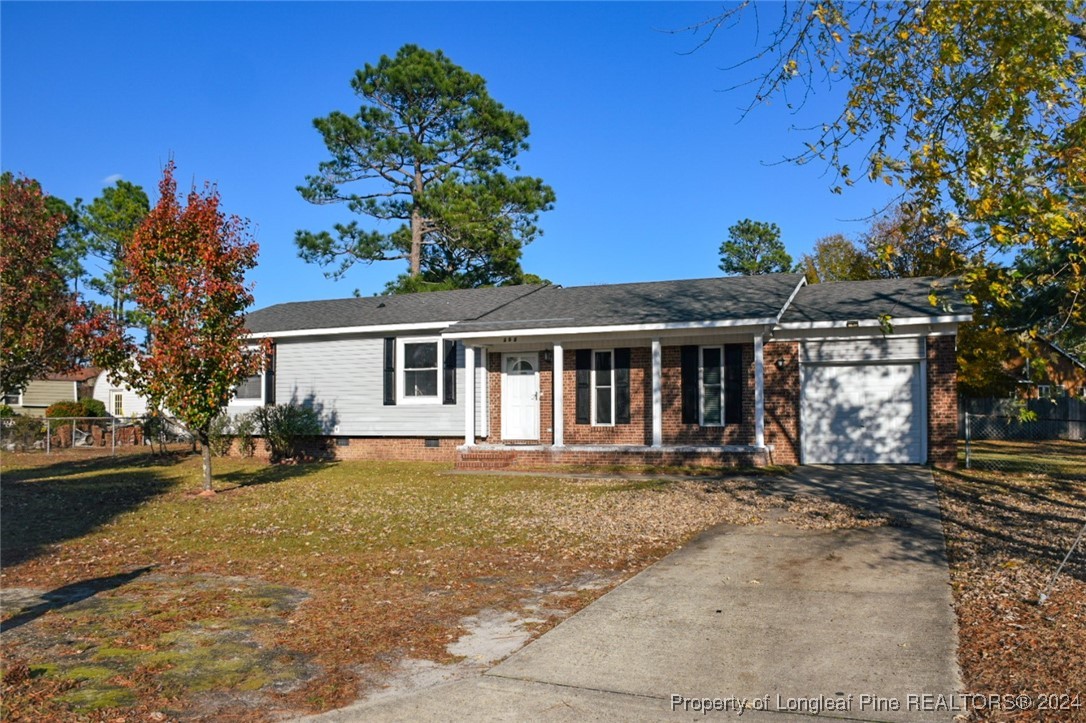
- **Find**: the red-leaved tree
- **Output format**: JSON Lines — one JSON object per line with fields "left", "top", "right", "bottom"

{"left": 99, "top": 161, "right": 266, "bottom": 492}
{"left": 1, "top": 173, "right": 92, "bottom": 394}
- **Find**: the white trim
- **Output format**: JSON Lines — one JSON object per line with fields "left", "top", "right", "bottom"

{"left": 247, "top": 320, "right": 459, "bottom": 340}
{"left": 651, "top": 338, "right": 662, "bottom": 447}
{"left": 463, "top": 345, "right": 475, "bottom": 446}
{"left": 754, "top": 335, "right": 765, "bottom": 448}
{"left": 553, "top": 343, "right": 564, "bottom": 447}
{"left": 443, "top": 317, "right": 781, "bottom": 341}
{"left": 111, "top": 390, "right": 125, "bottom": 417}
{"left": 397, "top": 337, "right": 442, "bottom": 404}
{"left": 699, "top": 346, "right": 725, "bottom": 427}
{"left": 461, "top": 443, "right": 771, "bottom": 454}
{"left": 591, "top": 349, "right": 616, "bottom": 427}
{"left": 777, "top": 314, "right": 972, "bottom": 330}
{"left": 775, "top": 276, "right": 809, "bottom": 323}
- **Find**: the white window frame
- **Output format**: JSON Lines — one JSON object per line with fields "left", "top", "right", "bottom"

{"left": 230, "top": 346, "right": 266, "bottom": 407}
{"left": 1, "top": 391, "right": 21, "bottom": 406}
{"left": 397, "top": 336, "right": 443, "bottom": 405}
{"left": 111, "top": 390, "right": 125, "bottom": 417}
{"left": 699, "top": 345, "right": 726, "bottom": 427}
{"left": 591, "top": 349, "right": 616, "bottom": 427}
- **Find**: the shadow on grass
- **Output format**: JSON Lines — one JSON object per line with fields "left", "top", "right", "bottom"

{"left": 1, "top": 468, "right": 179, "bottom": 567}
{"left": 0, "top": 566, "right": 156, "bottom": 633}
{"left": 215, "top": 460, "right": 338, "bottom": 490}
{"left": 1, "top": 450, "right": 191, "bottom": 484}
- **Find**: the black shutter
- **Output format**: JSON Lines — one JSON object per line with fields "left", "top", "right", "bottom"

{"left": 680, "top": 345, "right": 699, "bottom": 424}
{"left": 575, "top": 349, "right": 591, "bottom": 424}
{"left": 724, "top": 344, "right": 744, "bottom": 424}
{"left": 614, "top": 348, "right": 630, "bottom": 424}
{"left": 443, "top": 340, "right": 457, "bottom": 405}
{"left": 383, "top": 337, "right": 396, "bottom": 406}
{"left": 263, "top": 342, "right": 276, "bottom": 406}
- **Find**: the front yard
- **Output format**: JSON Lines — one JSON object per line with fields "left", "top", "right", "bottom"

{"left": 1, "top": 453, "right": 876, "bottom": 721}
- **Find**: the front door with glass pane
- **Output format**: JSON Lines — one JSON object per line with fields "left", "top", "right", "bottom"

{"left": 501, "top": 353, "right": 540, "bottom": 441}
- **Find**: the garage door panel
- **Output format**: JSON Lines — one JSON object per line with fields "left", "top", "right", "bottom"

{"left": 802, "top": 361, "right": 923, "bottom": 465}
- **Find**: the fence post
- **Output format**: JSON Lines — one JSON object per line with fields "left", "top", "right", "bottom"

{"left": 46, "top": 419, "right": 51, "bottom": 454}
{"left": 111, "top": 416, "right": 116, "bottom": 456}
{"left": 965, "top": 413, "right": 972, "bottom": 470}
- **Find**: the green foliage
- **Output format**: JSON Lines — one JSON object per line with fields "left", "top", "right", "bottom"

{"left": 80, "top": 398, "right": 107, "bottom": 417}
{"left": 718, "top": 219, "right": 794, "bottom": 275}
{"left": 296, "top": 44, "right": 556, "bottom": 291}
{"left": 251, "top": 403, "right": 323, "bottom": 463}
{"left": 691, "top": 1, "right": 1085, "bottom": 373}
{"left": 81, "top": 180, "right": 150, "bottom": 326}
{"left": 6, "top": 414, "right": 44, "bottom": 450}
{"left": 0, "top": 403, "right": 14, "bottom": 418}
{"left": 800, "top": 234, "right": 872, "bottom": 283}
{"left": 208, "top": 413, "right": 235, "bottom": 457}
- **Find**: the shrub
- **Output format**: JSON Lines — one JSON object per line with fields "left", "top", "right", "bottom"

{"left": 80, "top": 398, "right": 107, "bottom": 417}
{"left": 235, "top": 412, "right": 256, "bottom": 457}
{"left": 0, "top": 404, "right": 14, "bottom": 418}
{"left": 208, "top": 413, "right": 235, "bottom": 457}
{"left": 252, "top": 403, "right": 323, "bottom": 462}
{"left": 45, "top": 400, "right": 84, "bottom": 419}
{"left": 6, "top": 415, "right": 44, "bottom": 450}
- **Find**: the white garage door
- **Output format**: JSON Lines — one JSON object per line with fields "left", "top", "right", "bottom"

{"left": 802, "top": 362, "right": 925, "bottom": 464}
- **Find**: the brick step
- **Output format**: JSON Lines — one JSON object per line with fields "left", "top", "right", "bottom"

{"left": 456, "top": 449, "right": 518, "bottom": 470}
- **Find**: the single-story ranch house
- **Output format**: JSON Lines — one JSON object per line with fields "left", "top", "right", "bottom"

{"left": 238, "top": 273, "right": 970, "bottom": 469}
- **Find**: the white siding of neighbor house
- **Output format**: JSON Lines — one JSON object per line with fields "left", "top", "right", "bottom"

{"left": 91, "top": 374, "right": 151, "bottom": 417}
{"left": 269, "top": 334, "right": 473, "bottom": 437}
{"left": 801, "top": 336, "right": 925, "bottom": 364}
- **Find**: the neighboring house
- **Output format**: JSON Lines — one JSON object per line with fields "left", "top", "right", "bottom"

{"left": 242, "top": 274, "right": 971, "bottom": 468}
{"left": 2, "top": 368, "right": 100, "bottom": 417}
{"left": 1007, "top": 338, "right": 1086, "bottom": 399}
{"left": 91, "top": 374, "right": 153, "bottom": 418}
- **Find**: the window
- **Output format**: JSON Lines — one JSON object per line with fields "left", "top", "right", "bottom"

{"left": 1, "top": 392, "right": 19, "bottom": 405}
{"left": 592, "top": 350, "right": 614, "bottom": 425}
{"left": 234, "top": 374, "right": 263, "bottom": 401}
{"left": 400, "top": 338, "right": 440, "bottom": 401}
{"left": 112, "top": 391, "right": 124, "bottom": 416}
{"left": 701, "top": 347, "right": 724, "bottom": 425}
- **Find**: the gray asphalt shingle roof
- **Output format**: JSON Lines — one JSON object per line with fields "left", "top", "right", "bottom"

{"left": 448, "top": 274, "right": 806, "bottom": 333}
{"left": 245, "top": 274, "right": 969, "bottom": 336}
{"left": 245, "top": 284, "right": 543, "bottom": 334}
{"left": 780, "top": 276, "right": 969, "bottom": 325}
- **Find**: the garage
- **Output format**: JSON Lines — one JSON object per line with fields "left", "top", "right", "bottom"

{"left": 800, "top": 338, "right": 926, "bottom": 464}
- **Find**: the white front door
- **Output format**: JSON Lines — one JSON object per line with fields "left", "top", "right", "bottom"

{"left": 501, "top": 353, "right": 540, "bottom": 441}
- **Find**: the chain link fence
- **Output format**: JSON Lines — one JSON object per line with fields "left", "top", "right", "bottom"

{"left": 962, "top": 412, "right": 1086, "bottom": 476}
{"left": 1, "top": 416, "right": 193, "bottom": 456}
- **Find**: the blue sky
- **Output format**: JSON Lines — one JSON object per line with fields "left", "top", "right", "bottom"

{"left": 2, "top": 2, "right": 899, "bottom": 310}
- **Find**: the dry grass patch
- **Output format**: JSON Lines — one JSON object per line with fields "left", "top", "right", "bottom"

{"left": 2, "top": 453, "right": 882, "bottom": 720}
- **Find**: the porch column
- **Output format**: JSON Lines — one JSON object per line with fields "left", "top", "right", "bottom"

{"left": 651, "top": 337, "right": 662, "bottom": 447}
{"left": 552, "top": 342, "right": 564, "bottom": 447}
{"left": 463, "top": 344, "right": 475, "bottom": 446}
{"left": 754, "top": 335, "right": 765, "bottom": 448}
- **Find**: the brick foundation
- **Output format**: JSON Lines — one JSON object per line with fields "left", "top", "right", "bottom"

{"left": 927, "top": 335, "right": 958, "bottom": 468}
{"left": 457, "top": 445, "right": 769, "bottom": 471}
{"left": 231, "top": 435, "right": 460, "bottom": 462}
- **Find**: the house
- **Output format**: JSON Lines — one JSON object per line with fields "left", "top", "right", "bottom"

{"left": 91, "top": 373, "right": 152, "bottom": 418}
{"left": 2, "top": 368, "right": 100, "bottom": 417}
{"left": 241, "top": 274, "right": 970, "bottom": 468}
{"left": 1008, "top": 338, "right": 1086, "bottom": 399}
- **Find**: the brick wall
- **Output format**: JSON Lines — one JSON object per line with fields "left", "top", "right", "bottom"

{"left": 660, "top": 344, "right": 755, "bottom": 446}
{"left": 232, "top": 435, "right": 460, "bottom": 462}
{"left": 562, "top": 347, "right": 653, "bottom": 445}
{"left": 763, "top": 340, "right": 800, "bottom": 465}
{"left": 927, "top": 334, "right": 958, "bottom": 468}
{"left": 459, "top": 446, "right": 768, "bottom": 471}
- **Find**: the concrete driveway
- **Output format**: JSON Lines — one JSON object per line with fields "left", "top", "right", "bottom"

{"left": 306, "top": 466, "right": 962, "bottom": 722}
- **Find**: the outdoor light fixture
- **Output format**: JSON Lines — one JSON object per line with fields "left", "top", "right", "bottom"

{"left": 775, "top": 358, "right": 786, "bottom": 370}
{"left": 846, "top": 320, "right": 860, "bottom": 328}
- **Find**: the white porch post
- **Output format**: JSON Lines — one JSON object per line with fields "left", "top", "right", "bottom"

{"left": 463, "top": 344, "right": 475, "bottom": 446}
{"left": 754, "top": 334, "right": 765, "bottom": 448}
{"left": 552, "top": 342, "right": 564, "bottom": 447}
{"left": 651, "top": 337, "right": 663, "bottom": 447}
